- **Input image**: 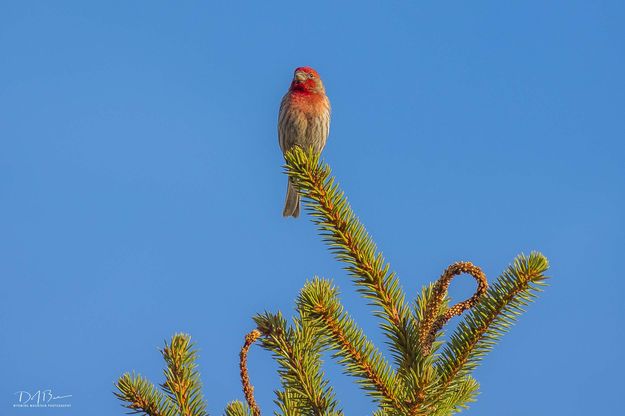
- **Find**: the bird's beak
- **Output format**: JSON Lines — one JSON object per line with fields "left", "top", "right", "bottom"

{"left": 294, "top": 71, "right": 307, "bottom": 82}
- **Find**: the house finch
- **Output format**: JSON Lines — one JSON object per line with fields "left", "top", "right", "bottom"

{"left": 278, "top": 66, "right": 331, "bottom": 218}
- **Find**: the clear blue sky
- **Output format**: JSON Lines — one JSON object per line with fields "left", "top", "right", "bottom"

{"left": 1, "top": 1, "right": 624, "bottom": 415}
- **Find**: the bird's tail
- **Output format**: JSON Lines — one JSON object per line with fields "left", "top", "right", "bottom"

{"left": 282, "top": 179, "right": 300, "bottom": 218}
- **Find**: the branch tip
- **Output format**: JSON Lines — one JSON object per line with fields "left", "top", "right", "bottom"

{"left": 420, "top": 262, "right": 488, "bottom": 354}
{"left": 240, "top": 329, "right": 262, "bottom": 416}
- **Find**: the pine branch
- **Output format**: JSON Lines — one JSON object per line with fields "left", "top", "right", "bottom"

{"left": 161, "top": 334, "right": 207, "bottom": 416}
{"left": 430, "top": 376, "right": 479, "bottom": 416}
{"left": 298, "top": 277, "right": 408, "bottom": 412}
{"left": 414, "top": 282, "right": 448, "bottom": 345}
{"left": 115, "top": 373, "right": 173, "bottom": 416}
{"left": 274, "top": 388, "right": 344, "bottom": 416}
{"left": 116, "top": 147, "right": 551, "bottom": 416}
{"left": 274, "top": 388, "right": 302, "bottom": 416}
{"left": 435, "top": 252, "right": 549, "bottom": 391}
{"left": 398, "top": 283, "right": 451, "bottom": 414}
{"left": 224, "top": 400, "right": 253, "bottom": 416}
{"left": 254, "top": 311, "right": 341, "bottom": 415}
{"left": 418, "top": 262, "right": 488, "bottom": 355}
{"left": 239, "top": 330, "right": 261, "bottom": 416}
{"left": 252, "top": 313, "right": 300, "bottom": 416}
{"left": 284, "top": 147, "right": 420, "bottom": 375}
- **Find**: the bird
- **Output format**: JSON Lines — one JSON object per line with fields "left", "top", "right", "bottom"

{"left": 278, "top": 66, "right": 331, "bottom": 218}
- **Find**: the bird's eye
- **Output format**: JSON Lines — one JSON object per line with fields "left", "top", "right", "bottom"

{"left": 308, "top": 73, "right": 315, "bottom": 78}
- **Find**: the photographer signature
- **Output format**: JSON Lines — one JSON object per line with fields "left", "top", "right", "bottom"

{"left": 14, "top": 390, "right": 72, "bottom": 406}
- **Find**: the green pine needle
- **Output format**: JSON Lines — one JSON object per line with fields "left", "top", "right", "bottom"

{"left": 224, "top": 401, "right": 253, "bottom": 416}
{"left": 253, "top": 310, "right": 341, "bottom": 415}
{"left": 436, "top": 252, "right": 549, "bottom": 391}
{"left": 298, "top": 277, "right": 407, "bottom": 413}
{"left": 115, "top": 372, "right": 174, "bottom": 416}
{"left": 161, "top": 334, "right": 207, "bottom": 416}
{"left": 284, "top": 146, "right": 420, "bottom": 376}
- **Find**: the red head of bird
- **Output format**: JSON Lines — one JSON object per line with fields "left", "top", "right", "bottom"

{"left": 290, "top": 66, "right": 325, "bottom": 95}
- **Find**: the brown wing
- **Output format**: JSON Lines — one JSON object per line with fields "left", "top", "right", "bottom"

{"left": 278, "top": 94, "right": 307, "bottom": 154}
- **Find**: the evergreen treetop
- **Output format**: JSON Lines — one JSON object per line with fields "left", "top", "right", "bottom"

{"left": 115, "top": 147, "right": 550, "bottom": 415}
